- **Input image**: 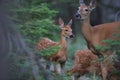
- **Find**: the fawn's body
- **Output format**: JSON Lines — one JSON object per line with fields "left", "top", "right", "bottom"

{"left": 67, "top": 50, "right": 118, "bottom": 80}
{"left": 36, "top": 18, "right": 74, "bottom": 74}
{"left": 67, "top": 50, "right": 101, "bottom": 80}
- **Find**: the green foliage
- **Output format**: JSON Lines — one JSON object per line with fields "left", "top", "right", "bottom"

{"left": 103, "top": 39, "right": 120, "bottom": 52}
{"left": 86, "top": 73, "right": 102, "bottom": 80}
{"left": 16, "top": 1, "right": 60, "bottom": 46}
{"left": 9, "top": 54, "right": 33, "bottom": 80}
{"left": 38, "top": 45, "right": 62, "bottom": 58}
{"left": 95, "top": 40, "right": 120, "bottom": 62}
{"left": 20, "top": 19, "right": 60, "bottom": 44}
{"left": 16, "top": 3, "right": 58, "bottom": 20}
{"left": 95, "top": 44, "right": 111, "bottom": 52}
{"left": 14, "top": 1, "right": 62, "bottom": 79}
{"left": 95, "top": 27, "right": 120, "bottom": 61}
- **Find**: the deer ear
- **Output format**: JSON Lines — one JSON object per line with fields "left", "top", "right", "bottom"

{"left": 79, "top": 0, "right": 85, "bottom": 6}
{"left": 89, "top": 0, "right": 96, "bottom": 10}
{"left": 67, "top": 19, "right": 72, "bottom": 27}
{"left": 58, "top": 17, "right": 64, "bottom": 28}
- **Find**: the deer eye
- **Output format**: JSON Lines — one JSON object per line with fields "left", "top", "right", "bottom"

{"left": 65, "top": 30, "right": 68, "bottom": 31}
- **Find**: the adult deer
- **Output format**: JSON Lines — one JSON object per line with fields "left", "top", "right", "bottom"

{"left": 75, "top": 0, "right": 120, "bottom": 80}
{"left": 67, "top": 50, "right": 101, "bottom": 80}
{"left": 36, "top": 18, "right": 74, "bottom": 74}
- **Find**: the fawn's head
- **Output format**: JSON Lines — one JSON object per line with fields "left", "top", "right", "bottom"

{"left": 58, "top": 18, "right": 74, "bottom": 38}
{"left": 75, "top": 0, "right": 96, "bottom": 20}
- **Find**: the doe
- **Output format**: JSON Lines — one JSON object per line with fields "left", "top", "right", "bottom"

{"left": 75, "top": 0, "right": 120, "bottom": 80}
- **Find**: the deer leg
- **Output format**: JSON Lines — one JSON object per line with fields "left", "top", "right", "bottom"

{"left": 107, "top": 70, "right": 118, "bottom": 80}
{"left": 53, "top": 62, "right": 58, "bottom": 74}
{"left": 72, "top": 74, "right": 80, "bottom": 80}
{"left": 46, "top": 61, "right": 51, "bottom": 70}
{"left": 109, "top": 75, "right": 118, "bottom": 80}
{"left": 71, "top": 75, "right": 77, "bottom": 80}
{"left": 101, "top": 62, "right": 108, "bottom": 80}
{"left": 71, "top": 75, "right": 75, "bottom": 80}
{"left": 60, "top": 62, "right": 65, "bottom": 74}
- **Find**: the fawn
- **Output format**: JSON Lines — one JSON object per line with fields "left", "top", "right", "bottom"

{"left": 67, "top": 50, "right": 101, "bottom": 80}
{"left": 36, "top": 18, "right": 74, "bottom": 74}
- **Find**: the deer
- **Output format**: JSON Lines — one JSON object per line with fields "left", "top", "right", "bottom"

{"left": 36, "top": 18, "right": 74, "bottom": 74}
{"left": 75, "top": 0, "right": 120, "bottom": 80}
{"left": 67, "top": 50, "right": 101, "bottom": 80}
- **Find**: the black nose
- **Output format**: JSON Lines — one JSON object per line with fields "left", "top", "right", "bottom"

{"left": 75, "top": 13, "right": 81, "bottom": 19}
{"left": 70, "top": 35, "right": 75, "bottom": 38}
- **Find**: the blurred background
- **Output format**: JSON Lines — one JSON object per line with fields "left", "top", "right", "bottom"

{"left": 0, "top": 0, "right": 120, "bottom": 80}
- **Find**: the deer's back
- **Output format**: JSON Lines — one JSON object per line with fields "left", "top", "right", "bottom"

{"left": 36, "top": 38, "right": 58, "bottom": 50}
{"left": 91, "top": 21, "right": 120, "bottom": 47}
{"left": 93, "top": 21, "right": 120, "bottom": 39}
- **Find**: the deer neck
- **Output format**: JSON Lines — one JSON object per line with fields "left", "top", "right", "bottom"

{"left": 59, "top": 35, "right": 68, "bottom": 50}
{"left": 81, "top": 16, "right": 92, "bottom": 42}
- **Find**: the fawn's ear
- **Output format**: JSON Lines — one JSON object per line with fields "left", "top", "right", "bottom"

{"left": 89, "top": 0, "right": 96, "bottom": 10}
{"left": 67, "top": 19, "right": 72, "bottom": 27}
{"left": 79, "top": 0, "right": 85, "bottom": 6}
{"left": 58, "top": 17, "right": 64, "bottom": 28}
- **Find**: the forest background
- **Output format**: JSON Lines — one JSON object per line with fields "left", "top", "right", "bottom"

{"left": 0, "top": 0, "right": 120, "bottom": 80}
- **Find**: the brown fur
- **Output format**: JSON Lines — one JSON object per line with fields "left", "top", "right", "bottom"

{"left": 76, "top": 0, "right": 120, "bottom": 80}
{"left": 67, "top": 50, "right": 101, "bottom": 79}
{"left": 36, "top": 38, "right": 58, "bottom": 50}
{"left": 36, "top": 18, "right": 73, "bottom": 74}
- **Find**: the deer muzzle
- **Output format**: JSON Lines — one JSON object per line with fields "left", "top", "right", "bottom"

{"left": 70, "top": 33, "right": 75, "bottom": 38}
{"left": 75, "top": 12, "right": 81, "bottom": 19}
